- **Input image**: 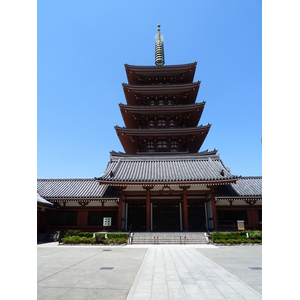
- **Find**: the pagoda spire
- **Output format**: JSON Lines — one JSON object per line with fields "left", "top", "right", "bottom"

{"left": 155, "top": 24, "right": 165, "bottom": 66}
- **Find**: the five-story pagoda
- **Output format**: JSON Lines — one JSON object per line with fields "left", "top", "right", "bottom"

{"left": 97, "top": 25, "right": 238, "bottom": 232}
{"left": 116, "top": 25, "right": 211, "bottom": 154}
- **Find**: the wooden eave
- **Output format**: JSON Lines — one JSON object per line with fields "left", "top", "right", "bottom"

{"left": 115, "top": 125, "right": 210, "bottom": 136}
{"left": 122, "top": 82, "right": 200, "bottom": 105}
{"left": 125, "top": 62, "right": 197, "bottom": 85}
{"left": 42, "top": 197, "right": 120, "bottom": 202}
{"left": 119, "top": 102, "right": 205, "bottom": 128}
{"left": 115, "top": 125, "right": 211, "bottom": 154}
{"left": 97, "top": 178, "right": 237, "bottom": 187}
{"left": 109, "top": 149, "right": 218, "bottom": 157}
{"left": 214, "top": 196, "right": 262, "bottom": 202}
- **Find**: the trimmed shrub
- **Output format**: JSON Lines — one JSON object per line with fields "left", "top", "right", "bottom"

{"left": 65, "top": 230, "right": 94, "bottom": 238}
{"left": 101, "top": 237, "right": 127, "bottom": 245}
{"left": 61, "top": 231, "right": 128, "bottom": 245}
{"left": 61, "top": 236, "right": 96, "bottom": 244}
{"left": 211, "top": 231, "right": 262, "bottom": 244}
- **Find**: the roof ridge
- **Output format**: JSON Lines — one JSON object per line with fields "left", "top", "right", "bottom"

{"left": 239, "top": 176, "right": 262, "bottom": 179}
{"left": 125, "top": 62, "right": 197, "bottom": 68}
{"left": 109, "top": 154, "right": 220, "bottom": 162}
{"left": 37, "top": 178, "right": 96, "bottom": 181}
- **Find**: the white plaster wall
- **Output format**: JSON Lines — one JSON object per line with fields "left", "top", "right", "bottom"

{"left": 103, "top": 201, "right": 119, "bottom": 207}
{"left": 124, "top": 184, "right": 210, "bottom": 192}
{"left": 216, "top": 201, "right": 230, "bottom": 206}
{"left": 215, "top": 199, "right": 262, "bottom": 206}
{"left": 188, "top": 185, "right": 210, "bottom": 192}
{"left": 58, "top": 201, "right": 118, "bottom": 207}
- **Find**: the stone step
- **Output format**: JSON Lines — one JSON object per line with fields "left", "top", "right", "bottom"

{"left": 130, "top": 232, "right": 209, "bottom": 245}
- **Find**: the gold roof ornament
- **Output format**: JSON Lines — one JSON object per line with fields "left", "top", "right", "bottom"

{"left": 155, "top": 24, "right": 165, "bottom": 66}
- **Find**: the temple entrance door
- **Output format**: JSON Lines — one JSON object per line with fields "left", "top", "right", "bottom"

{"left": 127, "top": 203, "right": 146, "bottom": 232}
{"left": 152, "top": 204, "right": 180, "bottom": 232}
{"left": 188, "top": 203, "right": 206, "bottom": 231}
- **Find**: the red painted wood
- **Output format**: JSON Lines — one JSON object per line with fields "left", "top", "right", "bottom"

{"left": 118, "top": 194, "right": 123, "bottom": 231}
{"left": 146, "top": 189, "right": 151, "bottom": 231}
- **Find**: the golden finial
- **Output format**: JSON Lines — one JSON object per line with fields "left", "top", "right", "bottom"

{"left": 155, "top": 24, "right": 165, "bottom": 66}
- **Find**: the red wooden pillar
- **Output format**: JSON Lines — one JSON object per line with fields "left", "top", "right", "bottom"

{"left": 143, "top": 185, "right": 153, "bottom": 232}
{"left": 77, "top": 203, "right": 89, "bottom": 230}
{"left": 246, "top": 202, "right": 259, "bottom": 229}
{"left": 180, "top": 186, "right": 190, "bottom": 231}
{"left": 77, "top": 209, "right": 83, "bottom": 228}
{"left": 118, "top": 192, "right": 123, "bottom": 231}
{"left": 210, "top": 192, "right": 218, "bottom": 230}
{"left": 82, "top": 210, "right": 88, "bottom": 227}
{"left": 252, "top": 208, "right": 259, "bottom": 228}
{"left": 146, "top": 188, "right": 151, "bottom": 231}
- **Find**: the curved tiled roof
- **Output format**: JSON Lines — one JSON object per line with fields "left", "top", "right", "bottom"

{"left": 37, "top": 178, "right": 119, "bottom": 200}
{"left": 110, "top": 149, "right": 218, "bottom": 157}
{"left": 37, "top": 175, "right": 261, "bottom": 201}
{"left": 124, "top": 62, "right": 197, "bottom": 70}
{"left": 215, "top": 176, "right": 262, "bottom": 199}
{"left": 37, "top": 192, "right": 53, "bottom": 206}
{"left": 97, "top": 154, "right": 239, "bottom": 184}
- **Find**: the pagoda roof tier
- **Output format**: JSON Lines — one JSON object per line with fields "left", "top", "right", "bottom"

{"left": 119, "top": 102, "right": 205, "bottom": 129}
{"left": 115, "top": 124, "right": 211, "bottom": 154}
{"left": 125, "top": 62, "right": 197, "bottom": 85}
{"left": 110, "top": 148, "right": 218, "bottom": 157}
{"left": 96, "top": 153, "right": 238, "bottom": 186}
{"left": 122, "top": 82, "right": 200, "bottom": 106}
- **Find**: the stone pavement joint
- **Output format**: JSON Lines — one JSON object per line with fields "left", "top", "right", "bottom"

{"left": 37, "top": 243, "right": 261, "bottom": 300}
{"left": 126, "top": 247, "right": 261, "bottom": 300}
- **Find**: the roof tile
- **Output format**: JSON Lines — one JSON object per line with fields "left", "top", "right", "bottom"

{"left": 37, "top": 178, "right": 119, "bottom": 199}
{"left": 97, "top": 154, "right": 238, "bottom": 183}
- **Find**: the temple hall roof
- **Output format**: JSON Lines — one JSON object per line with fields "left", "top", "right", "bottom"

{"left": 37, "top": 178, "right": 119, "bottom": 201}
{"left": 37, "top": 192, "right": 54, "bottom": 207}
{"left": 36, "top": 175, "right": 261, "bottom": 201}
{"left": 214, "top": 176, "right": 262, "bottom": 200}
{"left": 96, "top": 154, "right": 239, "bottom": 185}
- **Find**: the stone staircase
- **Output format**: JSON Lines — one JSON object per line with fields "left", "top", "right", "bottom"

{"left": 130, "top": 232, "right": 209, "bottom": 245}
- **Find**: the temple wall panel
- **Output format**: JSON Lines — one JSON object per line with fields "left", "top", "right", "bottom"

{"left": 89, "top": 202, "right": 104, "bottom": 207}
{"left": 189, "top": 185, "right": 210, "bottom": 192}
{"left": 231, "top": 201, "right": 247, "bottom": 206}
{"left": 103, "top": 201, "right": 119, "bottom": 207}
{"left": 56, "top": 201, "right": 119, "bottom": 207}
{"left": 216, "top": 201, "right": 231, "bottom": 206}
{"left": 215, "top": 200, "right": 262, "bottom": 206}
{"left": 125, "top": 186, "right": 146, "bottom": 192}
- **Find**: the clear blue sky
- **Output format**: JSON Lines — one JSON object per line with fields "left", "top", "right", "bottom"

{"left": 37, "top": 0, "right": 262, "bottom": 178}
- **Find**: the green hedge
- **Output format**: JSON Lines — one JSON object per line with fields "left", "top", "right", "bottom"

{"left": 65, "top": 230, "right": 94, "bottom": 238}
{"left": 212, "top": 230, "right": 262, "bottom": 244}
{"left": 61, "top": 231, "right": 128, "bottom": 245}
{"left": 62, "top": 236, "right": 96, "bottom": 244}
{"left": 95, "top": 233, "right": 128, "bottom": 240}
{"left": 102, "top": 237, "right": 127, "bottom": 245}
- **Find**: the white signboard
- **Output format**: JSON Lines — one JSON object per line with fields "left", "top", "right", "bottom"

{"left": 103, "top": 217, "right": 112, "bottom": 227}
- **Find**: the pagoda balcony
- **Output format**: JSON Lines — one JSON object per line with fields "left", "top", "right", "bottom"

{"left": 125, "top": 62, "right": 197, "bottom": 85}
{"left": 115, "top": 125, "right": 211, "bottom": 154}
{"left": 122, "top": 82, "right": 200, "bottom": 106}
{"left": 119, "top": 102, "right": 205, "bottom": 129}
